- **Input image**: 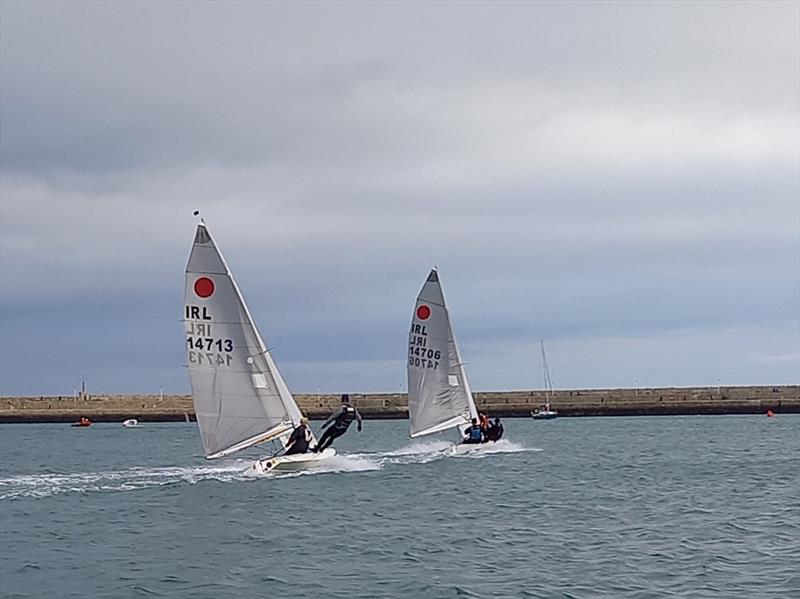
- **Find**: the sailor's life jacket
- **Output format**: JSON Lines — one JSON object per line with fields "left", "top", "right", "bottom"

{"left": 467, "top": 425, "right": 482, "bottom": 441}
{"left": 335, "top": 405, "right": 356, "bottom": 429}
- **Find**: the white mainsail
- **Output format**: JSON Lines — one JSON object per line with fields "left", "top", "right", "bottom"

{"left": 184, "top": 222, "right": 306, "bottom": 459}
{"left": 407, "top": 269, "right": 479, "bottom": 438}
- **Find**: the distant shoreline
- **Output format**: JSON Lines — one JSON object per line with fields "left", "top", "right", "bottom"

{"left": 1, "top": 385, "right": 797, "bottom": 423}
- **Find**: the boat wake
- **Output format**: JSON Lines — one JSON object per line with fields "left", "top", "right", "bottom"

{"left": 372, "top": 440, "right": 455, "bottom": 457}
{"left": 0, "top": 463, "right": 246, "bottom": 501}
{"left": 0, "top": 440, "right": 539, "bottom": 498}
{"left": 264, "top": 438, "right": 539, "bottom": 479}
{"left": 448, "top": 439, "right": 541, "bottom": 460}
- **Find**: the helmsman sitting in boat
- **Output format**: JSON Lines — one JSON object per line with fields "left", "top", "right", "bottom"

{"left": 463, "top": 416, "right": 504, "bottom": 444}
{"left": 285, "top": 417, "right": 313, "bottom": 455}
{"left": 314, "top": 394, "right": 362, "bottom": 452}
{"left": 462, "top": 418, "right": 484, "bottom": 444}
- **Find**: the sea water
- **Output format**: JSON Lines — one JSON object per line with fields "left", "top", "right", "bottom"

{"left": 1, "top": 416, "right": 797, "bottom": 598}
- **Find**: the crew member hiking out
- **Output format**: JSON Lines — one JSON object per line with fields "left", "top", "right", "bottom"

{"left": 285, "top": 417, "right": 313, "bottom": 455}
{"left": 462, "top": 417, "right": 483, "bottom": 444}
{"left": 314, "top": 394, "right": 362, "bottom": 452}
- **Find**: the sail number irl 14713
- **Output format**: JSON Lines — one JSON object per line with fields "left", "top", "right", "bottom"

{"left": 185, "top": 319, "right": 234, "bottom": 367}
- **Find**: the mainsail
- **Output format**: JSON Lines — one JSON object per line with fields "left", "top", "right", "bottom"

{"left": 407, "top": 269, "right": 479, "bottom": 438}
{"left": 184, "top": 222, "right": 306, "bottom": 459}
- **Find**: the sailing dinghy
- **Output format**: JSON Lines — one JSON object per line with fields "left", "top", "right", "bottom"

{"left": 407, "top": 269, "right": 481, "bottom": 452}
{"left": 184, "top": 221, "right": 335, "bottom": 474}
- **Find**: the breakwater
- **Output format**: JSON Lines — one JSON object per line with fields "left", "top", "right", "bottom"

{"left": 1, "top": 385, "right": 797, "bottom": 423}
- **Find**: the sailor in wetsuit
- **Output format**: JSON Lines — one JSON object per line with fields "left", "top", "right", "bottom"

{"left": 462, "top": 417, "right": 483, "bottom": 444}
{"left": 314, "top": 394, "right": 362, "bottom": 452}
{"left": 285, "top": 417, "right": 313, "bottom": 455}
{"left": 485, "top": 417, "right": 504, "bottom": 442}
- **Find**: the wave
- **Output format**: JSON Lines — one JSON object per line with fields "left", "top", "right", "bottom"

{"left": 267, "top": 438, "right": 539, "bottom": 478}
{"left": 0, "top": 463, "right": 247, "bottom": 500}
{"left": 0, "top": 438, "right": 539, "bottom": 497}
{"left": 450, "top": 439, "right": 540, "bottom": 458}
{"left": 258, "top": 442, "right": 450, "bottom": 480}
{"left": 368, "top": 439, "right": 454, "bottom": 457}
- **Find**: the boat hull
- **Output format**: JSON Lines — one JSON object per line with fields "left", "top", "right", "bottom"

{"left": 531, "top": 411, "right": 558, "bottom": 420}
{"left": 246, "top": 448, "right": 337, "bottom": 474}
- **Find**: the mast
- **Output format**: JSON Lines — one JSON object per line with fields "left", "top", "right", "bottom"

{"left": 540, "top": 339, "right": 554, "bottom": 410}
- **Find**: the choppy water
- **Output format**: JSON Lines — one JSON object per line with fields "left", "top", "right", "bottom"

{"left": 1, "top": 416, "right": 798, "bottom": 598}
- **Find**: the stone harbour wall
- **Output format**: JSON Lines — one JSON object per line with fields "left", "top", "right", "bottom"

{"left": 0, "top": 385, "right": 797, "bottom": 423}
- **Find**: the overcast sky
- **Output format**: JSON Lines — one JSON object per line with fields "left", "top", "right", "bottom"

{"left": 1, "top": 0, "right": 798, "bottom": 396}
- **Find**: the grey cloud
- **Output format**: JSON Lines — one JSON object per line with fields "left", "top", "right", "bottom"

{"left": 1, "top": 1, "right": 797, "bottom": 395}
{"left": 2, "top": 1, "right": 797, "bottom": 176}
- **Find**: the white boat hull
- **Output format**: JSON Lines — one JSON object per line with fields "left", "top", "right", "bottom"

{"left": 246, "top": 448, "right": 336, "bottom": 474}
{"left": 122, "top": 419, "right": 139, "bottom": 427}
{"left": 531, "top": 410, "right": 558, "bottom": 420}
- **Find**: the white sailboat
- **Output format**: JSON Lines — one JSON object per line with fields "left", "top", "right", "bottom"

{"left": 407, "top": 269, "right": 480, "bottom": 448}
{"left": 531, "top": 339, "right": 559, "bottom": 420}
{"left": 184, "top": 220, "right": 335, "bottom": 474}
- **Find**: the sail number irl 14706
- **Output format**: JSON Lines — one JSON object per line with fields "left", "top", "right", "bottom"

{"left": 408, "top": 324, "right": 441, "bottom": 370}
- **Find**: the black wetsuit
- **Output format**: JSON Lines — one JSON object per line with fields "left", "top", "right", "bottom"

{"left": 485, "top": 422, "right": 504, "bottom": 442}
{"left": 315, "top": 404, "right": 362, "bottom": 452}
{"left": 462, "top": 424, "right": 483, "bottom": 444}
{"left": 285, "top": 424, "right": 312, "bottom": 455}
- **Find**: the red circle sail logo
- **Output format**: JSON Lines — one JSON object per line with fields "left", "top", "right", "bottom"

{"left": 416, "top": 305, "right": 431, "bottom": 320}
{"left": 194, "top": 277, "right": 215, "bottom": 298}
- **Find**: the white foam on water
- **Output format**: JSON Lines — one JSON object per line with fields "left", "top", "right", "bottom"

{"left": 247, "top": 440, "right": 459, "bottom": 479}
{"left": 0, "top": 462, "right": 248, "bottom": 500}
{"left": 372, "top": 440, "right": 454, "bottom": 457}
{"left": 478, "top": 439, "right": 539, "bottom": 453}
{"left": 348, "top": 440, "right": 454, "bottom": 467}
{"left": 449, "top": 439, "right": 542, "bottom": 459}
{"left": 0, "top": 440, "right": 541, "bottom": 498}
{"left": 350, "top": 438, "right": 540, "bottom": 466}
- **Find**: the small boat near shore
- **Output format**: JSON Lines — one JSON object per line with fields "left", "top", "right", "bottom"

{"left": 531, "top": 407, "right": 559, "bottom": 420}
{"left": 531, "top": 340, "right": 559, "bottom": 421}
{"left": 71, "top": 417, "right": 92, "bottom": 427}
{"left": 122, "top": 419, "right": 139, "bottom": 427}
